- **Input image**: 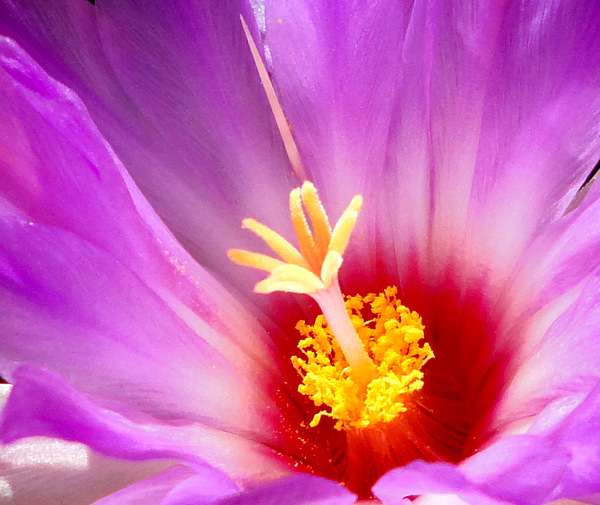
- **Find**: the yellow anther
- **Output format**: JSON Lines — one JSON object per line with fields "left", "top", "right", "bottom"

{"left": 329, "top": 195, "right": 363, "bottom": 256}
{"left": 292, "top": 287, "right": 434, "bottom": 430}
{"left": 226, "top": 250, "right": 286, "bottom": 272}
{"left": 229, "top": 182, "right": 362, "bottom": 296}
{"left": 255, "top": 264, "right": 325, "bottom": 294}
{"left": 289, "top": 187, "right": 320, "bottom": 271}
{"left": 237, "top": 22, "right": 428, "bottom": 433}
{"left": 301, "top": 181, "right": 331, "bottom": 256}
{"left": 241, "top": 218, "right": 309, "bottom": 269}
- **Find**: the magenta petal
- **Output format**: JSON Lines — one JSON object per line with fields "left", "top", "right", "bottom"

{"left": 0, "top": 0, "right": 299, "bottom": 285}
{"left": 159, "top": 467, "right": 238, "bottom": 505}
{"left": 91, "top": 465, "right": 237, "bottom": 505}
{"left": 373, "top": 433, "right": 568, "bottom": 505}
{"left": 0, "top": 35, "right": 284, "bottom": 437}
{"left": 216, "top": 474, "right": 356, "bottom": 505}
{"left": 1, "top": 366, "right": 209, "bottom": 466}
{"left": 0, "top": 219, "right": 281, "bottom": 436}
{"left": 259, "top": 1, "right": 413, "bottom": 281}
{"left": 263, "top": 0, "right": 407, "bottom": 204}
{"left": 374, "top": 462, "right": 494, "bottom": 505}
{"left": 261, "top": 0, "right": 600, "bottom": 295}
{"left": 147, "top": 473, "right": 354, "bottom": 505}
{"left": 91, "top": 467, "right": 197, "bottom": 505}
{"left": 1, "top": 366, "right": 291, "bottom": 481}
{"left": 498, "top": 272, "right": 600, "bottom": 425}
{"left": 416, "top": 0, "right": 600, "bottom": 272}
{"left": 538, "top": 384, "right": 600, "bottom": 500}
{"left": 481, "top": 385, "right": 600, "bottom": 503}
{"left": 476, "top": 186, "right": 600, "bottom": 445}
{"left": 458, "top": 0, "right": 600, "bottom": 281}
{"left": 460, "top": 436, "right": 569, "bottom": 504}
{"left": 516, "top": 184, "right": 600, "bottom": 311}
{"left": 0, "top": 33, "right": 274, "bottom": 323}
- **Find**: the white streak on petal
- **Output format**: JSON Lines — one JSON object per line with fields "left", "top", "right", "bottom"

{"left": 1, "top": 439, "right": 88, "bottom": 469}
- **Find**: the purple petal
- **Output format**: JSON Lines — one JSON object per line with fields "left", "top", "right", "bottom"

{"left": 460, "top": 435, "right": 569, "bottom": 504}
{"left": 263, "top": 0, "right": 408, "bottom": 205}
{"left": 0, "top": 0, "right": 299, "bottom": 288}
{"left": 402, "top": 0, "right": 600, "bottom": 279}
{"left": 480, "top": 385, "right": 600, "bottom": 503}
{"left": 1, "top": 366, "right": 292, "bottom": 482}
{"left": 260, "top": 0, "right": 414, "bottom": 287}
{"left": 216, "top": 474, "right": 356, "bottom": 505}
{"left": 0, "top": 217, "right": 281, "bottom": 434}
{"left": 263, "top": 0, "right": 600, "bottom": 290}
{"left": 534, "top": 182, "right": 600, "bottom": 305}
{"left": 420, "top": 0, "right": 600, "bottom": 274}
{"left": 375, "top": 384, "right": 600, "bottom": 504}
{"left": 158, "top": 467, "right": 238, "bottom": 505}
{"left": 532, "top": 384, "right": 600, "bottom": 500}
{"left": 494, "top": 269, "right": 600, "bottom": 432}
{"left": 413, "top": 496, "right": 470, "bottom": 505}
{"left": 0, "top": 36, "right": 289, "bottom": 439}
{"left": 374, "top": 462, "right": 501, "bottom": 505}
{"left": 91, "top": 465, "right": 236, "bottom": 505}
{"left": 0, "top": 33, "right": 274, "bottom": 338}
{"left": 490, "top": 185, "right": 600, "bottom": 434}
{"left": 373, "top": 434, "right": 568, "bottom": 505}
{"left": 0, "top": 383, "right": 169, "bottom": 505}
{"left": 125, "top": 472, "right": 355, "bottom": 505}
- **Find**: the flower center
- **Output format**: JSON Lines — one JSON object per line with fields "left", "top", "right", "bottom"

{"left": 293, "top": 286, "right": 433, "bottom": 430}
{"left": 228, "top": 181, "right": 433, "bottom": 430}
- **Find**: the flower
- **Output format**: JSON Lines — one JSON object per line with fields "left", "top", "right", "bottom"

{"left": 1, "top": 0, "right": 600, "bottom": 504}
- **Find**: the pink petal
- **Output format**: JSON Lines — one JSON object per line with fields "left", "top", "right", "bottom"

{"left": 492, "top": 186, "right": 600, "bottom": 431}
{"left": 373, "top": 435, "right": 567, "bottom": 505}
{"left": 263, "top": 0, "right": 409, "bottom": 206}
{"left": 91, "top": 465, "right": 237, "bottom": 505}
{"left": 0, "top": 37, "right": 290, "bottom": 443}
{"left": 374, "top": 384, "right": 600, "bottom": 504}
{"left": 215, "top": 474, "right": 356, "bottom": 505}
{"left": 0, "top": 385, "right": 170, "bottom": 505}
{"left": 0, "top": 0, "right": 300, "bottom": 289}
{"left": 530, "top": 384, "right": 600, "bottom": 500}
{"left": 1, "top": 366, "right": 293, "bottom": 483}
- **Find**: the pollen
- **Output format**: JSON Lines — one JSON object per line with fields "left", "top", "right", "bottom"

{"left": 292, "top": 286, "right": 434, "bottom": 430}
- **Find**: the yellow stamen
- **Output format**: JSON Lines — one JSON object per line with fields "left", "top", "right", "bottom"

{"left": 228, "top": 182, "right": 433, "bottom": 429}
{"left": 229, "top": 181, "right": 359, "bottom": 295}
{"left": 255, "top": 264, "right": 325, "bottom": 294}
{"left": 329, "top": 195, "right": 363, "bottom": 256}
{"left": 241, "top": 218, "right": 309, "bottom": 269}
{"left": 289, "top": 187, "right": 320, "bottom": 271}
{"left": 235, "top": 19, "right": 433, "bottom": 432}
{"left": 226, "top": 250, "right": 286, "bottom": 272}
{"left": 312, "top": 282, "right": 377, "bottom": 385}
{"left": 229, "top": 182, "right": 376, "bottom": 384}
{"left": 301, "top": 181, "right": 331, "bottom": 257}
{"left": 293, "top": 287, "right": 434, "bottom": 430}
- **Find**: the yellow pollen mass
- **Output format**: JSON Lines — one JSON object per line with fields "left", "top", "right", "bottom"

{"left": 292, "top": 286, "right": 434, "bottom": 430}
